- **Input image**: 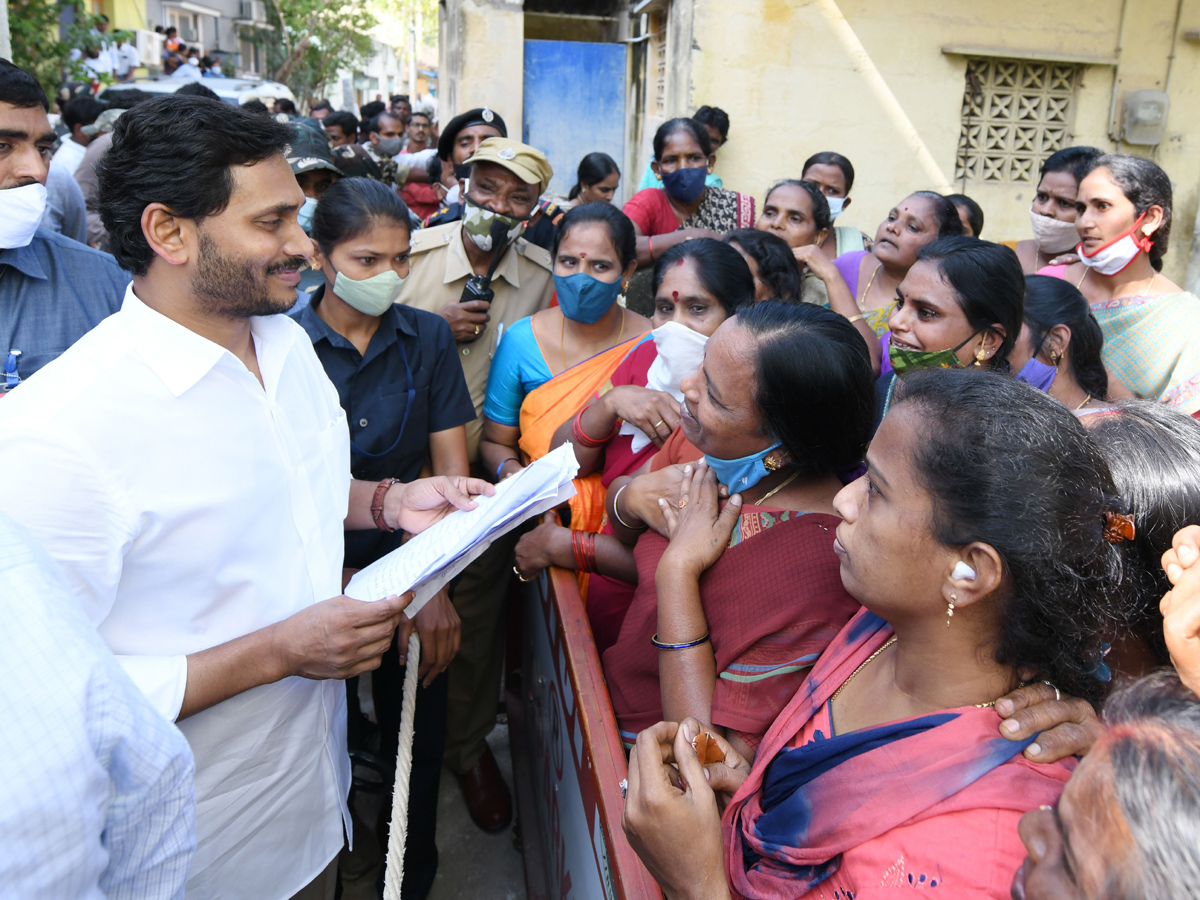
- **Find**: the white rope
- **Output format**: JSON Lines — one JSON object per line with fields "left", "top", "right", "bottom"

{"left": 382, "top": 632, "right": 421, "bottom": 900}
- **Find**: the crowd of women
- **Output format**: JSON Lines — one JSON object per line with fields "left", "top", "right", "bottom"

{"left": 300, "top": 103, "right": 1200, "bottom": 898}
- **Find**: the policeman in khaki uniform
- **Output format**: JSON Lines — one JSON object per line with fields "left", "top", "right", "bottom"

{"left": 398, "top": 137, "right": 555, "bottom": 831}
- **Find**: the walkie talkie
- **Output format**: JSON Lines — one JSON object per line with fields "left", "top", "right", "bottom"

{"left": 459, "top": 218, "right": 512, "bottom": 305}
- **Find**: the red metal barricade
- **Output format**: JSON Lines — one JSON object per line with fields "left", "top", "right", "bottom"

{"left": 510, "top": 559, "right": 663, "bottom": 900}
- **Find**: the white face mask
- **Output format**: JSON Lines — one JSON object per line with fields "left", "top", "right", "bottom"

{"left": 825, "top": 196, "right": 846, "bottom": 220}
{"left": 0, "top": 183, "right": 48, "bottom": 249}
{"left": 1078, "top": 212, "right": 1154, "bottom": 276}
{"left": 618, "top": 321, "right": 710, "bottom": 453}
{"left": 332, "top": 268, "right": 406, "bottom": 317}
{"left": 1029, "top": 210, "right": 1080, "bottom": 256}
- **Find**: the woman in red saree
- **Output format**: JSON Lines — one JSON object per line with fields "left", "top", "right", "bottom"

{"left": 623, "top": 118, "right": 756, "bottom": 271}
{"left": 621, "top": 369, "right": 1127, "bottom": 900}
{"left": 602, "top": 301, "right": 877, "bottom": 754}
{"left": 512, "top": 238, "right": 755, "bottom": 649}
{"left": 479, "top": 202, "right": 650, "bottom": 542}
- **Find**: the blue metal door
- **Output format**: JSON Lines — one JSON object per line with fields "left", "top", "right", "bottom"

{"left": 523, "top": 40, "right": 626, "bottom": 200}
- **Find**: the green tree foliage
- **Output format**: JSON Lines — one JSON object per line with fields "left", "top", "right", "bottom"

{"left": 9, "top": 1, "right": 118, "bottom": 99}
{"left": 258, "top": 0, "right": 376, "bottom": 107}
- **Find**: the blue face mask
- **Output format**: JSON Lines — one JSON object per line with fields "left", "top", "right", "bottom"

{"left": 1015, "top": 356, "right": 1057, "bottom": 393}
{"left": 553, "top": 271, "right": 623, "bottom": 325}
{"left": 660, "top": 166, "right": 707, "bottom": 204}
{"left": 298, "top": 196, "right": 317, "bottom": 233}
{"left": 704, "top": 441, "right": 782, "bottom": 493}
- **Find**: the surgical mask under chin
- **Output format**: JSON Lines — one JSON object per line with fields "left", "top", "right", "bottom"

{"left": 376, "top": 136, "right": 402, "bottom": 157}
{"left": 888, "top": 331, "right": 978, "bottom": 376}
{"left": 660, "top": 166, "right": 707, "bottom": 204}
{"left": 1015, "top": 356, "right": 1057, "bottom": 392}
{"left": 1078, "top": 212, "right": 1155, "bottom": 276}
{"left": 1029, "top": 210, "right": 1079, "bottom": 256}
{"left": 553, "top": 271, "right": 622, "bottom": 324}
{"left": 0, "top": 182, "right": 48, "bottom": 249}
{"left": 297, "top": 196, "right": 318, "bottom": 233}
{"left": 705, "top": 441, "right": 782, "bottom": 494}
{"left": 825, "top": 197, "right": 846, "bottom": 220}
{"left": 331, "top": 266, "right": 406, "bottom": 317}
{"left": 462, "top": 197, "right": 526, "bottom": 252}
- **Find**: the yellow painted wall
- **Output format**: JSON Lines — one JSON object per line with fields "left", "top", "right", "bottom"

{"left": 439, "top": 0, "right": 524, "bottom": 129}
{"left": 685, "top": 0, "right": 1200, "bottom": 284}
{"left": 107, "top": 0, "right": 149, "bottom": 33}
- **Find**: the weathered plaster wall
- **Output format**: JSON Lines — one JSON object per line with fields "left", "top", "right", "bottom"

{"left": 685, "top": 0, "right": 1200, "bottom": 283}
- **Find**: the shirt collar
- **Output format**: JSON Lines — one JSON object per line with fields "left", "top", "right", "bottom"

{"left": 443, "top": 222, "right": 522, "bottom": 290}
{"left": 0, "top": 231, "right": 51, "bottom": 281}
{"left": 296, "top": 286, "right": 418, "bottom": 348}
{"left": 120, "top": 283, "right": 300, "bottom": 398}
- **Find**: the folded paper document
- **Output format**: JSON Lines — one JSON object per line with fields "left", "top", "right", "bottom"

{"left": 345, "top": 443, "right": 579, "bottom": 615}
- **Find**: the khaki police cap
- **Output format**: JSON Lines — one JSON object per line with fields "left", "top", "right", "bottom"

{"left": 466, "top": 138, "right": 554, "bottom": 190}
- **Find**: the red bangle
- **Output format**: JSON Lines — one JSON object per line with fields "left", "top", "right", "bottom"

{"left": 371, "top": 478, "right": 399, "bottom": 532}
{"left": 572, "top": 408, "right": 620, "bottom": 448}
{"left": 584, "top": 533, "right": 597, "bottom": 573}
{"left": 648, "top": 235, "right": 655, "bottom": 259}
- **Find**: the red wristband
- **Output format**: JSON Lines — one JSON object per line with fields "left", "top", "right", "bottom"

{"left": 372, "top": 478, "right": 399, "bottom": 532}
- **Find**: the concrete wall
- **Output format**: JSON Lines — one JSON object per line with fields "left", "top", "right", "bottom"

{"left": 439, "top": 0, "right": 526, "bottom": 128}
{"left": 679, "top": 0, "right": 1200, "bottom": 284}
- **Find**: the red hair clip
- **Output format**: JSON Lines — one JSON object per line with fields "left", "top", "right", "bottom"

{"left": 1104, "top": 511, "right": 1136, "bottom": 544}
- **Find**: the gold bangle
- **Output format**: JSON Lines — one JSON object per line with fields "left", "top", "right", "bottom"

{"left": 611, "top": 483, "right": 646, "bottom": 532}
{"left": 847, "top": 314, "right": 866, "bottom": 324}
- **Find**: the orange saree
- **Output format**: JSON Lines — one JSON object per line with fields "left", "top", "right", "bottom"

{"left": 518, "top": 332, "right": 650, "bottom": 538}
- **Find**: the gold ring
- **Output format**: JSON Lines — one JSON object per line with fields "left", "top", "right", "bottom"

{"left": 475, "top": 325, "right": 482, "bottom": 335}
{"left": 678, "top": 497, "right": 688, "bottom": 509}
{"left": 653, "top": 420, "right": 665, "bottom": 430}
{"left": 513, "top": 565, "right": 535, "bottom": 583}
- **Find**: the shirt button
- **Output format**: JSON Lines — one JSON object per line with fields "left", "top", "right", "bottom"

{"left": 462, "top": 347, "right": 470, "bottom": 356}
{"left": 358, "top": 418, "right": 369, "bottom": 427}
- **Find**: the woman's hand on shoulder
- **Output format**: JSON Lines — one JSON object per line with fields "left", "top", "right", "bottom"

{"left": 1162, "top": 524, "right": 1200, "bottom": 698}
{"left": 658, "top": 461, "right": 742, "bottom": 580}
{"left": 994, "top": 682, "right": 1102, "bottom": 763}
{"left": 604, "top": 385, "right": 681, "bottom": 449}
{"left": 623, "top": 718, "right": 739, "bottom": 900}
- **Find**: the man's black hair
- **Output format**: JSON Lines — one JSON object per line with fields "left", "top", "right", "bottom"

{"left": 98, "top": 95, "right": 293, "bottom": 276}
{"left": 359, "top": 100, "right": 385, "bottom": 121}
{"left": 311, "top": 100, "right": 333, "bottom": 113}
{"left": 176, "top": 81, "right": 220, "bottom": 102}
{"left": 274, "top": 98, "right": 297, "bottom": 115}
{"left": 63, "top": 95, "right": 104, "bottom": 131}
{"left": 0, "top": 59, "right": 50, "bottom": 111}
{"left": 242, "top": 99, "right": 269, "bottom": 115}
{"left": 324, "top": 109, "right": 358, "bottom": 136}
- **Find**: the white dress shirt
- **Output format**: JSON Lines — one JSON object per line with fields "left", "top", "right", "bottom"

{"left": 0, "top": 284, "right": 353, "bottom": 900}
{"left": 51, "top": 136, "right": 88, "bottom": 176}
{"left": 0, "top": 510, "right": 196, "bottom": 900}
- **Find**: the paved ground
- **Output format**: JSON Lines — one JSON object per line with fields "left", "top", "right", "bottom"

{"left": 339, "top": 682, "right": 527, "bottom": 900}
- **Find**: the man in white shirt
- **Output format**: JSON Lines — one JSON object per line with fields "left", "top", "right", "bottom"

{"left": 50, "top": 94, "right": 102, "bottom": 175}
{"left": 0, "top": 94, "right": 491, "bottom": 900}
{"left": 0, "top": 510, "right": 197, "bottom": 900}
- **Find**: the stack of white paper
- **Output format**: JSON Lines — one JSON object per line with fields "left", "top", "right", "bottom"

{"left": 345, "top": 442, "right": 580, "bottom": 615}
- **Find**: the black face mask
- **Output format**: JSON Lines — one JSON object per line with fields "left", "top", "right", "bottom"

{"left": 453, "top": 162, "right": 473, "bottom": 182}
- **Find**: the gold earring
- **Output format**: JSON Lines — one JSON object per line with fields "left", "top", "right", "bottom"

{"left": 764, "top": 452, "right": 784, "bottom": 471}
{"left": 973, "top": 343, "right": 988, "bottom": 368}
{"left": 947, "top": 593, "right": 956, "bottom": 627}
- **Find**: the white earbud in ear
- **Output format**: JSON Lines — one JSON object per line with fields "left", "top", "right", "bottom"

{"left": 952, "top": 561, "right": 977, "bottom": 581}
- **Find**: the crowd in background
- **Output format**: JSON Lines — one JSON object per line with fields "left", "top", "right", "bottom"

{"left": 5, "top": 49, "right": 1200, "bottom": 900}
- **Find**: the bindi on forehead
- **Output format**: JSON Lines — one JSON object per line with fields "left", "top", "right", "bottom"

{"left": 672, "top": 290, "right": 680, "bottom": 303}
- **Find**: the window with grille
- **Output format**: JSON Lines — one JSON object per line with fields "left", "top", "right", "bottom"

{"left": 954, "top": 58, "right": 1079, "bottom": 184}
